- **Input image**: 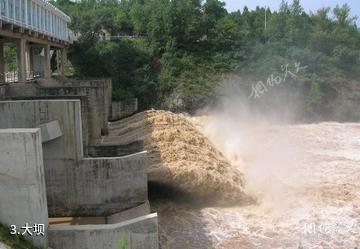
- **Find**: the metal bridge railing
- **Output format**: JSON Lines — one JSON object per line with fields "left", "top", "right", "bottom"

{"left": 0, "top": 70, "right": 43, "bottom": 84}
{"left": 0, "top": 0, "right": 72, "bottom": 43}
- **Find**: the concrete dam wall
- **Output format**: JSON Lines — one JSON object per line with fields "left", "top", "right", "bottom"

{"left": 0, "top": 100, "right": 148, "bottom": 217}
{"left": 0, "top": 78, "right": 159, "bottom": 249}
{"left": 0, "top": 129, "right": 48, "bottom": 248}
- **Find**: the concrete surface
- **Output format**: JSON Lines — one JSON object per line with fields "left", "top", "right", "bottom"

{"left": 46, "top": 151, "right": 149, "bottom": 217}
{"left": 5, "top": 95, "right": 90, "bottom": 155}
{"left": 0, "top": 85, "right": 5, "bottom": 99}
{"left": 4, "top": 78, "right": 111, "bottom": 146}
{"left": 0, "top": 100, "right": 149, "bottom": 217}
{"left": 88, "top": 140, "right": 144, "bottom": 157}
{"left": 5, "top": 83, "right": 38, "bottom": 97}
{"left": 111, "top": 98, "right": 138, "bottom": 121}
{"left": 0, "top": 100, "right": 83, "bottom": 160}
{"left": 0, "top": 129, "right": 48, "bottom": 248}
{"left": 48, "top": 213, "right": 159, "bottom": 249}
{"left": 39, "top": 120, "right": 62, "bottom": 143}
{"left": 107, "top": 201, "right": 150, "bottom": 224}
{"left": 37, "top": 84, "right": 110, "bottom": 140}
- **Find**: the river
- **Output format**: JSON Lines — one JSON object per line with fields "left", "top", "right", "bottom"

{"left": 154, "top": 121, "right": 360, "bottom": 249}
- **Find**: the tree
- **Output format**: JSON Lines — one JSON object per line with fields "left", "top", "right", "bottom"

{"left": 53, "top": 0, "right": 360, "bottom": 119}
{"left": 333, "top": 4, "right": 356, "bottom": 27}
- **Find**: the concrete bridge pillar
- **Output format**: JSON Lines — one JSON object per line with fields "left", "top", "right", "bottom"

{"left": 25, "top": 43, "right": 33, "bottom": 76}
{"left": 0, "top": 43, "right": 4, "bottom": 83}
{"left": 16, "top": 38, "right": 27, "bottom": 83}
{"left": 44, "top": 44, "right": 51, "bottom": 79}
{"left": 60, "top": 47, "right": 67, "bottom": 76}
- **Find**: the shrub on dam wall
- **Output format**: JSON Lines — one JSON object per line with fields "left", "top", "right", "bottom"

{"left": 0, "top": 224, "right": 40, "bottom": 249}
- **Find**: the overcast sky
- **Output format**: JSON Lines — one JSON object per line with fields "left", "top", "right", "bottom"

{"left": 223, "top": 0, "right": 360, "bottom": 25}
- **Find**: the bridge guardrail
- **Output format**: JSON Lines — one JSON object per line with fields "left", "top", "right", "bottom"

{"left": 0, "top": 70, "right": 43, "bottom": 84}
{"left": 0, "top": 0, "right": 72, "bottom": 43}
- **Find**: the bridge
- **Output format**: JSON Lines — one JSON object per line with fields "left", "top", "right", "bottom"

{"left": 0, "top": 0, "right": 73, "bottom": 84}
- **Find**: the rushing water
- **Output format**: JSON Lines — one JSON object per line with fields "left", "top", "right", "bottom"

{"left": 154, "top": 122, "right": 360, "bottom": 249}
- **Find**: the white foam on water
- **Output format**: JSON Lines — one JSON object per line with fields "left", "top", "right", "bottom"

{"left": 157, "top": 109, "right": 360, "bottom": 249}
{"left": 195, "top": 121, "right": 360, "bottom": 248}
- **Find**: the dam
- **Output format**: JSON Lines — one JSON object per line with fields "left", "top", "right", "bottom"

{"left": 0, "top": 1, "right": 159, "bottom": 248}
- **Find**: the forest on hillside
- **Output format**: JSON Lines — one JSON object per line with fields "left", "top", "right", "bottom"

{"left": 52, "top": 0, "right": 360, "bottom": 121}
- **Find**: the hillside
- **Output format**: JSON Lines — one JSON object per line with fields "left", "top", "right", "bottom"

{"left": 52, "top": 0, "right": 360, "bottom": 121}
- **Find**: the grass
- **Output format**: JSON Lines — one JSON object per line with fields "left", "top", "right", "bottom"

{"left": 117, "top": 234, "right": 128, "bottom": 249}
{"left": 0, "top": 223, "right": 41, "bottom": 249}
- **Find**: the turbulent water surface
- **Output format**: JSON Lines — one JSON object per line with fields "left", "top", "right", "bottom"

{"left": 155, "top": 122, "right": 360, "bottom": 249}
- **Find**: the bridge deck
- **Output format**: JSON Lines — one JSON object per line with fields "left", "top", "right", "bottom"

{"left": 0, "top": 0, "right": 72, "bottom": 43}
{"left": 0, "top": 0, "right": 72, "bottom": 84}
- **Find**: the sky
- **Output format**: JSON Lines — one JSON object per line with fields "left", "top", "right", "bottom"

{"left": 223, "top": 0, "right": 360, "bottom": 26}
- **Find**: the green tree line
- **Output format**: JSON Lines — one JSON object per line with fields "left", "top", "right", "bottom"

{"left": 52, "top": 0, "right": 360, "bottom": 121}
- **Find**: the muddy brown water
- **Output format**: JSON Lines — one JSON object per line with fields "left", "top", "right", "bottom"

{"left": 153, "top": 121, "right": 360, "bottom": 249}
